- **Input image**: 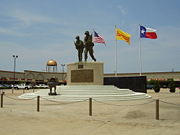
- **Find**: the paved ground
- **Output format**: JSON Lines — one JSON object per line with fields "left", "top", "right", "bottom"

{"left": 0, "top": 88, "right": 180, "bottom": 135}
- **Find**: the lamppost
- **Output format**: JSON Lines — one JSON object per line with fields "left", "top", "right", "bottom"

{"left": 13, "top": 55, "right": 18, "bottom": 89}
{"left": 61, "top": 64, "right": 65, "bottom": 81}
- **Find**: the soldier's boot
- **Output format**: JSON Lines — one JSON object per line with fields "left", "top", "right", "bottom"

{"left": 90, "top": 53, "right": 96, "bottom": 62}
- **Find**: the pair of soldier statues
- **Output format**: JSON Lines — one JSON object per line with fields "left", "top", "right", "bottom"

{"left": 74, "top": 31, "right": 96, "bottom": 62}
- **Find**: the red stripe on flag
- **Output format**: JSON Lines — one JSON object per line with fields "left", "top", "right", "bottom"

{"left": 146, "top": 32, "right": 157, "bottom": 39}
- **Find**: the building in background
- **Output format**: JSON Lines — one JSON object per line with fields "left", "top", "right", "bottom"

{"left": 0, "top": 70, "right": 180, "bottom": 84}
{"left": 46, "top": 59, "right": 58, "bottom": 72}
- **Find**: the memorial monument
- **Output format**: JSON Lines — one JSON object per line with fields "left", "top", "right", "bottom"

{"left": 67, "top": 31, "right": 101, "bottom": 85}
{"left": 19, "top": 31, "right": 151, "bottom": 101}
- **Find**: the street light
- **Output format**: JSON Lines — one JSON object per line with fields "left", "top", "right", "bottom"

{"left": 61, "top": 64, "right": 65, "bottom": 81}
{"left": 13, "top": 55, "right": 18, "bottom": 88}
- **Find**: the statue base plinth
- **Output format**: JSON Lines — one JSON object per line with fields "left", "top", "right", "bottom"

{"left": 67, "top": 62, "right": 104, "bottom": 85}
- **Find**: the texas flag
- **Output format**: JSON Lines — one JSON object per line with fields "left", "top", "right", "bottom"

{"left": 140, "top": 25, "right": 157, "bottom": 39}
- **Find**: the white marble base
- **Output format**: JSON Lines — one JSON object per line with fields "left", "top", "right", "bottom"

{"left": 19, "top": 85, "right": 151, "bottom": 101}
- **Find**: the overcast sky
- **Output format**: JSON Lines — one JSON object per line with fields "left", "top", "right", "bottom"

{"left": 0, "top": 0, "right": 180, "bottom": 73}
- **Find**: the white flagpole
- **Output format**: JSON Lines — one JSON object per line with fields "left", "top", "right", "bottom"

{"left": 139, "top": 38, "right": 142, "bottom": 76}
{"left": 139, "top": 25, "right": 142, "bottom": 76}
{"left": 115, "top": 25, "right": 118, "bottom": 76}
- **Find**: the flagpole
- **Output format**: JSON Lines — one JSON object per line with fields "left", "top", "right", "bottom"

{"left": 115, "top": 25, "right": 118, "bottom": 76}
{"left": 139, "top": 38, "right": 142, "bottom": 76}
{"left": 139, "top": 25, "right": 142, "bottom": 76}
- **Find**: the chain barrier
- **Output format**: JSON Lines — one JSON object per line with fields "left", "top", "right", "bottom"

{"left": 93, "top": 99, "right": 156, "bottom": 106}
{"left": 4, "top": 94, "right": 37, "bottom": 101}
{"left": 159, "top": 100, "right": 180, "bottom": 107}
{"left": 2, "top": 93, "right": 180, "bottom": 108}
{"left": 158, "top": 95, "right": 180, "bottom": 99}
{"left": 94, "top": 98, "right": 180, "bottom": 108}
{"left": 40, "top": 97, "right": 89, "bottom": 105}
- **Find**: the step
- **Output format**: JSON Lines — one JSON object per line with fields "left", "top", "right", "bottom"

{"left": 18, "top": 85, "right": 151, "bottom": 101}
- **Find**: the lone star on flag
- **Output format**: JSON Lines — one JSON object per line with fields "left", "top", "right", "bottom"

{"left": 141, "top": 29, "right": 145, "bottom": 34}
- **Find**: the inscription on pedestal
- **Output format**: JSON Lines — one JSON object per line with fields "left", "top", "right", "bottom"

{"left": 71, "top": 69, "right": 93, "bottom": 82}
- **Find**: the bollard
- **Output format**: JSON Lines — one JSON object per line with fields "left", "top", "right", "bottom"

{"left": 23, "top": 89, "right": 25, "bottom": 93}
{"left": 37, "top": 96, "right": 40, "bottom": 112}
{"left": 12, "top": 88, "right": 14, "bottom": 94}
{"left": 0, "top": 90, "right": 3, "bottom": 94}
{"left": 1, "top": 92, "right": 4, "bottom": 108}
{"left": 156, "top": 99, "right": 159, "bottom": 120}
{"left": 89, "top": 98, "right": 92, "bottom": 116}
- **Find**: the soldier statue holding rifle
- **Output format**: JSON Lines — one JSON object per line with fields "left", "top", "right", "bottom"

{"left": 74, "top": 36, "right": 84, "bottom": 62}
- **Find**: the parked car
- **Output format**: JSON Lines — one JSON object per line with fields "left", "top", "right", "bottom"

{"left": 13, "top": 84, "right": 32, "bottom": 90}
{"left": 0, "top": 84, "right": 4, "bottom": 88}
{"left": 34, "top": 84, "right": 48, "bottom": 89}
{"left": 146, "top": 84, "right": 154, "bottom": 89}
{"left": 162, "top": 84, "right": 168, "bottom": 88}
{"left": 0, "top": 84, "right": 12, "bottom": 89}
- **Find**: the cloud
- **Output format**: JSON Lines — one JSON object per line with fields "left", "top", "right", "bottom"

{"left": 0, "top": 40, "right": 75, "bottom": 72}
{"left": 0, "top": 27, "right": 30, "bottom": 37}
{"left": 0, "top": 9, "right": 77, "bottom": 38}
{"left": 117, "top": 5, "right": 127, "bottom": 15}
{"left": 5, "top": 9, "right": 63, "bottom": 27}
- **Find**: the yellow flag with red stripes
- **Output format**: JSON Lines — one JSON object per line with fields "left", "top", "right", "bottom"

{"left": 116, "top": 28, "right": 131, "bottom": 45}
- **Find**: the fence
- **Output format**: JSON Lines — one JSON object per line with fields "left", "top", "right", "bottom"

{"left": 0, "top": 88, "right": 36, "bottom": 95}
{"left": 1, "top": 91, "right": 180, "bottom": 120}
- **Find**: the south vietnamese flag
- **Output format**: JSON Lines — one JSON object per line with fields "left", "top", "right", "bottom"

{"left": 140, "top": 25, "right": 157, "bottom": 39}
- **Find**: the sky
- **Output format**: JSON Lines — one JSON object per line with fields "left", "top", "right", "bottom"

{"left": 0, "top": 0, "right": 180, "bottom": 73}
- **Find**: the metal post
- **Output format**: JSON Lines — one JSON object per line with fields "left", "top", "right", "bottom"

{"left": 37, "top": 96, "right": 40, "bottom": 112}
{"left": 89, "top": 98, "right": 92, "bottom": 116}
{"left": 115, "top": 25, "right": 118, "bottom": 76}
{"left": 139, "top": 37, "right": 142, "bottom": 76}
{"left": 12, "top": 55, "right": 18, "bottom": 93}
{"left": 12, "top": 88, "right": 14, "bottom": 94}
{"left": 156, "top": 99, "right": 159, "bottom": 120}
{"left": 1, "top": 92, "right": 4, "bottom": 108}
{"left": 61, "top": 64, "right": 65, "bottom": 81}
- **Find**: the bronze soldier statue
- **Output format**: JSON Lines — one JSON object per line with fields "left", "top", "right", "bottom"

{"left": 74, "top": 36, "right": 84, "bottom": 62}
{"left": 84, "top": 31, "right": 96, "bottom": 62}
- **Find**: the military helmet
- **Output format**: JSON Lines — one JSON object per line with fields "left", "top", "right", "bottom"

{"left": 85, "top": 31, "right": 89, "bottom": 35}
{"left": 75, "top": 36, "right": 80, "bottom": 39}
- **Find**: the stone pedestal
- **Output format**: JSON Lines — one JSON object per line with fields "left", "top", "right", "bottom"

{"left": 67, "top": 62, "right": 103, "bottom": 85}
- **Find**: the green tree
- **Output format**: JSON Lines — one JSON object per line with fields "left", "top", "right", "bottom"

{"left": 168, "top": 79, "right": 176, "bottom": 93}
{"left": 153, "top": 80, "right": 160, "bottom": 93}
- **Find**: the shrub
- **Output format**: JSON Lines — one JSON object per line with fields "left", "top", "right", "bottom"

{"left": 153, "top": 81, "right": 160, "bottom": 93}
{"left": 168, "top": 79, "right": 176, "bottom": 93}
